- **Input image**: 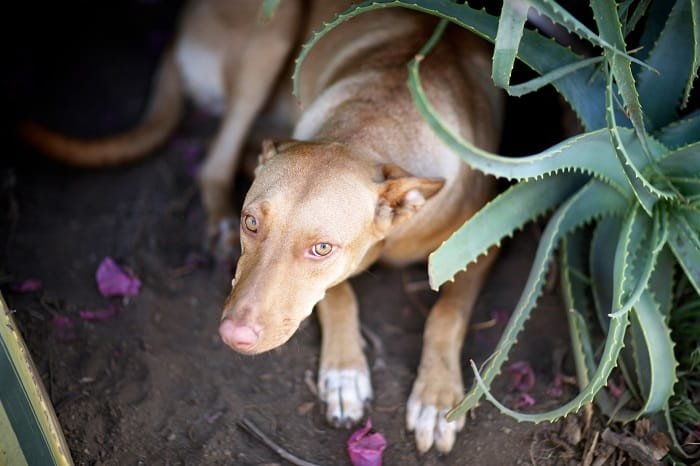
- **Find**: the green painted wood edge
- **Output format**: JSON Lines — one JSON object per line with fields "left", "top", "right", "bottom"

{"left": 0, "top": 293, "right": 73, "bottom": 466}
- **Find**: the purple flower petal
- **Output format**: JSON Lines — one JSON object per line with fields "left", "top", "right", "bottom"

{"left": 79, "top": 305, "right": 119, "bottom": 322}
{"left": 347, "top": 419, "right": 387, "bottom": 466}
{"left": 545, "top": 374, "right": 564, "bottom": 398}
{"left": 607, "top": 375, "right": 625, "bottom": 398}
{"left": 96, "top": 257, "right": 141, "bottom": 298}
{"left": 11, "top": 278, "right": 43, "bottom": 293}
{"left": 508, "top": 360, "right": 536, "bottom": 393}
{"left": 512, "top": 393, "right": 536, "bottom": 409}
{"left": 50, "top": 314, "right": 76, "bottom": 342}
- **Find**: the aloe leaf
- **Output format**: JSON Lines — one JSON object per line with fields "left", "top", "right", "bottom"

{"left": 638, "top": 0, "right": 676, "bottom": 61}
{"left": 590, "top": 216, "right": 622, "bottom": 333}
{"left": 656, "top": 405, "right": 699, "bottom": 459}
{"left": 605, "top": 64, "right": 675, "bottom": 213}
{"left": 648, "top": 246, "right": 677, "bottom": 317}
{"left": 528, "top": 0, "right": 653, "bottom": 71}
{"left": 655, "top": 108, "right": 700, "bottom": 149}
{"left": 410, "top": 47, "right": 656, "bottom": 190}
{"left": 428, "top": 174, "right": 586, "bottom": 288}
{"left": 469, "top": 305, "right": 629, "bottom": 422}
{"left": 492, "top": 0, "right": 529, "bottom": 90}
{"left": 622, "top": 0, "right": 652, "bottom": 38}
{"left": 637, "top": 0, "right": 696, "bottom": 128}
{"left": 446, "top": 180, "right": 627, "bottom": 421}
{"left": 667, "top": 209, "right": 700, "bottom": 294}
{"left": 611, "top": 206, "right": 668, "bottom": 317}
{"left": 628, "top": 290, "right": 679, "bottom": 417}
{"left": 591, "top": 0, "right": 651, "bottom": 154}
{"left": 463, "top": 190, "right": 639, "bottom": 422}
{"left": 292, "top": 0, "right": 611, "bottom": 130}
{"left": 561, "top": 231, "right": 596, "bottom": 388}
{"left": 504, "top": 57, "right": 607, "bottom": 97}
{"left": 656, "top": 140, "right": 700, "bottom": 175}
{"left": 686, "top": 0, "right": 700, "bottom": 109}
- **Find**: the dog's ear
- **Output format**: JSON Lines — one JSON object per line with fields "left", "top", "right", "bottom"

{"left": 255, "top": 140, "right": 300, "bottom": 176}
{"left": 375, "top": 163, "right": 445, "bottom": 229}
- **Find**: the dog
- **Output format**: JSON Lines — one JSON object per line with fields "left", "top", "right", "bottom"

{"left": 21, "top": 0, "right": 503, "bottom": 454}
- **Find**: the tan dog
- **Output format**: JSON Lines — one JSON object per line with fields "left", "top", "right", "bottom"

{"left": 217, "top": 2, "right": 503, "bottom": 454}
{"left": 21, "top": 0, "right": 503, "bottom": 454}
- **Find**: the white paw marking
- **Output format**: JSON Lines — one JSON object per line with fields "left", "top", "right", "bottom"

{"left": 318, "top": 368, "right": 372, "bottom": 428}
{"left": 406, "top": 393, "right": 465, "bottom": 454}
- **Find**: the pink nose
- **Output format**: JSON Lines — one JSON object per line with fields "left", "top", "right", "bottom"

{"left": 219, "top": 318, "right": 260, "bottom": 351}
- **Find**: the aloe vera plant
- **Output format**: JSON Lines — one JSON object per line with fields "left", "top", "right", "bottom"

{"left": 294, "top": 0, "right": 700, "bottom": 460}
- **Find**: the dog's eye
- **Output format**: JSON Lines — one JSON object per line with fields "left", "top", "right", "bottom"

{"left": 243, "top": 215, "right": 258, "bottom": 232}
{"left": 311, "top": 242, "right": 332, "bottom": 257}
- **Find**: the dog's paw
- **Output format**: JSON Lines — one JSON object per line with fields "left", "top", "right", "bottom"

{"left": 406, "top": 376, "right": 465, "bottom": 454}
{"left": 318, "top": 367, "right": 372, "bottom": 428}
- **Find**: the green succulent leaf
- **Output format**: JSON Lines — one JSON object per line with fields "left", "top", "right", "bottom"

{"left": 667, "top": 209, "right": 700, "bottom": 294}
{"left": 561, "top": 231, "right": 596, "bottom": 388}
{"left": 655, "top": 108, "right": 700, "bottom": 149}
{"left": 428, "top": 174, "right": 586, "bottom": 289}
{"left": 447, "top": 180, "right": 627, "bottom": 421}
{"left": 647, "top": 246, "right": 677, "bottom": 317}
{"left": 592, "top": 0, "right": 651, "bottom": 156}
{"left": 628, "top": 290, "right": 678, "bottom": 417}
{"left": 590, "top": 216, "right": 622, "bottom": 333}
{"left": 605, "top": 64, "right": 676, "bottom": 213}
{"left": 492, "top": 0, "right": 529, "bottom": 90}
{"left": 469, "top": 304, "right": 629, "bottom": 422}
{"left": 637, "top": 0, "right": 698, "bottom": 128}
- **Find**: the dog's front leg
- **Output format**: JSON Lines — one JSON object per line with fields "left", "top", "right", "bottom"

{"left": 407, "top": 250, "right": 498, "bottom": 454}
{"left": 317, "top": 281, "right": 372, "bottom": 428}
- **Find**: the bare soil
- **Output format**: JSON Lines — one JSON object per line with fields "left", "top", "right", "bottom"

{"left": 2, "top": 2, "right": 579, "bottom": 465}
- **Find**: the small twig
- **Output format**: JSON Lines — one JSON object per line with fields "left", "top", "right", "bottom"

{"left": 470, "top": 318, "right": 498, "bottom": 331}
{"left": 582, "top": 430, "right": 599, "bottom": 466}
{"left": 238, "top": 417, "right": 321, "bottom": 466}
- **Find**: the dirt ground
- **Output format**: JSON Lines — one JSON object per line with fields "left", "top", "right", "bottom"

{"left": 2, "top": 2, "right": 581, "bottom": 465}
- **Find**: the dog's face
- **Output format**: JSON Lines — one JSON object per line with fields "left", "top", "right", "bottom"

{"left": 218, "top": 141, "right": 443, "bottom": 354}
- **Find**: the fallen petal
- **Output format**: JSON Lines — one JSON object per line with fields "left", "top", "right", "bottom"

{"left": 50, "top": 314, "right": 76, "bottom": 342}
{"left": 11, "top": 278, "right": 43, "bottom": 293}
{"left": 545, "top": 373, "right": 564, "bottom": 398}
{"left": 96, "top": 257, "right": 141, "bottom": 298}
{"left": 508, "top": 360, "right": 536, "bottom": 393}
{"left": 512, "top": 393, "right": 536, "bottom": 410}
{"left": 347, "top": 419, "right": 387, "bottom": 466}
{"left": 607, "top": 375, "right": 625, "bottom": 399}
{"left": 79, "top": 306, "right": 119, "bottom": 322}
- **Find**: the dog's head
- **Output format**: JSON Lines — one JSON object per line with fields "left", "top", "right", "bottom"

{"left": 218, "top": 140, "right": 444, "bottom": 354}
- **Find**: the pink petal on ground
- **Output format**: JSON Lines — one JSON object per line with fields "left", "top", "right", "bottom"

{"left": 545, "top": 373, "right": 564, "bottom": 398}
{"left": 96, "top": 257, "right": 141, "bottom": 298}
{"left": 11, "top": 278, "right": 43, "bottom": 293}
{"left": 347, "top": 419, "right": 387, "bottom": 466}
{"left": 508, "top": 360, "right": 536, "bottom": 393}
{"left": 79, "top": 305, "right": 119, "bottom": 322}
{"left": 50, "top": 314, "right": 76, "bottom": 342}
{"left": 512, "top": 393, "right": 536, "bottom": 410}
{"left": 607, "top": 375, "right": 625, "bottom": 398}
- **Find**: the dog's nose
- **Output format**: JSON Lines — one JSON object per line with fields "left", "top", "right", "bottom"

{"left": 219, "top": 318, "right": 260, "bottom": 351}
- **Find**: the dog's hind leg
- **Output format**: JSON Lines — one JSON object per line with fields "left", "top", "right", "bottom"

{"left": 317, "top": 281, "right": 372, "bottom": 428}
{"left": 406, "top": 248, "right": 498, "bottom": 454}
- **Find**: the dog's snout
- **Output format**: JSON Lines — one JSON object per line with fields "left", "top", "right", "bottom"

{"left": 219, "top": 318, "right": 260, "bottom": 352}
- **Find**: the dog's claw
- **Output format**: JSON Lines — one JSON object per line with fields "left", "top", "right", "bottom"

{"left": 406, "top": 378, "right": 465, "bottom": 454}
{"left": 318, "top": 367, "right": 372, "bottom": 428}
